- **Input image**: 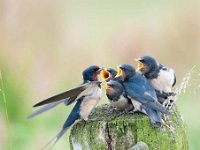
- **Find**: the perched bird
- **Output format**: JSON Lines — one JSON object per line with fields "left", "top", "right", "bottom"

{"left": 135, "top": 56, "right": 176, "bottom": 109}
{"left": 31, "top": 65, "right": 102, "bottom": 148}
{"left": 105, "top": 80, "right": 133, "bottom": 111}
{"left": 117, "top": 64, "right": 170, "bottom": 127}
{"left": 28, "top": 66, "right": 102, "bottom": 119}
{"left": 101, "top": 68, "right": 133, "bottom": 111}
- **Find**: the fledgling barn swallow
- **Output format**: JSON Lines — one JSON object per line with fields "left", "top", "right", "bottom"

{"left": 135, "top": 56, "right": 176, "bottom": 109}
{"left": 30, "top": 65, "right": 102, "bottom": 148}
{"left": 105, "top": 80, "right": 133, "bottom": 111}
{"left": 101, "top": 68, "right": 133, "bottom": 111}
{"left": 117, "top": 64, "right": 170, "bottom": 127}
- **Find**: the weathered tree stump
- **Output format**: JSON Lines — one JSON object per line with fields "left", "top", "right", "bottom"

{"left": 69, "top": 104, "right": 188, "bottom": 150}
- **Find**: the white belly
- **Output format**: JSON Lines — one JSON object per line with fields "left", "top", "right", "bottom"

{"left": 131, "top": 99, "right": 141, "bottom": 111}
{"left": 80, "top": 87, "right": 102, "bottom": 120}
{"left": 110, "top": 95, "right": 129, "bottom": 110}
{"left": 151, "top": 69, "right": 175, "bottom": 93}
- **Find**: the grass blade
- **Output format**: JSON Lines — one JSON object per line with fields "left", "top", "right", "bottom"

{"left": 0, "top": 71, "right": 13, "bottom": 150}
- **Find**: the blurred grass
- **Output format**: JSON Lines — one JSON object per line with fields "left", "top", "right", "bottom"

{"left": 0, "top": 71, "right": 12, "bottom": 150}
{"left": 0, "top": 0, "right": 200, "bottom": 149}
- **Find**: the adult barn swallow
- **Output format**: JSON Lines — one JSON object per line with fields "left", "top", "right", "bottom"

{"left": 117, "top": 64, "right": 170, "bottom": 127}
{"left": 28, "top": 66, "right": 102, "bottom": 118}
{"left": 136, "top": 56, "right": 176, "bottom": 109}
{"left": 31, "top": 65, "right": 102, "bottom": 148}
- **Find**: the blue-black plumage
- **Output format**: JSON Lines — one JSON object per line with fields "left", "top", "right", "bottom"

{"left": 135, "top": 55, "right": 176, "bottom": 109}
{"left": 102, "top": 68, "right": 133, "bottom": 111}
{"left": 105, "top": 80, "right": 133, "bottom": 111}
{"left": 29, "top": 65, "right": 102, "bottom": 148}
{"left": 117, "top": 64, "right": 170, "bottom": 127}
{"left": 28, "top": 65, "right": 102, "bottom": 119}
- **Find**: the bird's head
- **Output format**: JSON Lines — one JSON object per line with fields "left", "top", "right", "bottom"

{"left": 82, "top": 65, "right": 102, "bottom": 82}
{"left": 116, "top": 64, "right": 136, "bottom": 81}
{"left": 135, "top": 55, "right": 158, "bottom": 74}
{"left": 105, "top": 80, "right": 123, "bottom": 96}
{"left": 101, "top": 68, "right": 117, "bottom": 82}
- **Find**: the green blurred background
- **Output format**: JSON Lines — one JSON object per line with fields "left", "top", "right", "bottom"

{"left": 0, "top": 0, "right": 200, "bottom": 149}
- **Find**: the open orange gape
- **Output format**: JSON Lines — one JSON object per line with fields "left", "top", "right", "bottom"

{"left": 136, "top": 60, "right": 144, "bottom": 71}
{"left": 101, "top": 69, "right": 110, "bottom": 81}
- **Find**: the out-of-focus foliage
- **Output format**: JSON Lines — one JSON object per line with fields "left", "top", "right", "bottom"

{"left": 0, "top": 0, "right": 200, "bottom": 150}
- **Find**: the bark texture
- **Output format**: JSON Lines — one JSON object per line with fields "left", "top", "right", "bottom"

{"left": 69, "top": 104, "right": 188, "bottom": 150}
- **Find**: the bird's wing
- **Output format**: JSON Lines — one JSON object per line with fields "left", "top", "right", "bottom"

{"left": 125, "top": 82, "right": 170, "bottom": 115}
{"left": 33, "top": 82, "right": 90, "bottom": 107}
{"left": 143, "top": 105, "right": 162, "bottom": 127}
{"left": 63, "top": 96, "right": 78, "bottom": 105}
{"left": 28, "top": 100, "right": 66, "bottom": 119}
{"left": 146, "top": 101, "right": 171, "bottom": 115}
{"left": 124, "top": 81, "right": 156, "bottom": 104}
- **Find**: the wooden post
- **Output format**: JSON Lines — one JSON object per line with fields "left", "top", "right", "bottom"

{"left": 69, "top": 104, "right": 188, "bottom": 150}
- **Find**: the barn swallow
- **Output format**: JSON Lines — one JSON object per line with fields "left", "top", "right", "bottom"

{"left": 135, "top": 56, "right": 176, "bottom": 109}
{"left": 30, "top": 65, "right": 102, "bottom": 148}
{"left": 105, "top": 80, "right": 133, "bottom": 111}
{"left": 117, "top": 64, "right": 170, "bottom": 127}
{"left": 28, "top": 66, "right": 102, "bottom": 119}
{"left": 101, "top": 68, "right": 133, "bottom": 111}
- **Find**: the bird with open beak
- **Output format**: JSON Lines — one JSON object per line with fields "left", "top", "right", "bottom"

{"left": 101, "top": 68, "right": 133, "bottom": 111}
{"left": 135, "top": 56, "right": 176, "bottom": 109}
{"left": 101, "top": 68, "right": 117, "bottom": 82}
{"left": 29, "top": 65, "right": 102, "bottom": 148}
{"left": 116, "top": 64, "right": 171, "bottom": 127}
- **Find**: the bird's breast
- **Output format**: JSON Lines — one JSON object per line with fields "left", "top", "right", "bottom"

{"left": 130, "top": 98, "right": 142, "bottom": 111}
{"left": 80, "top": 87, "right": 102, "bottom": 120}
{"left": 151, "top": 69, "right": 175, "bottom": 93}
{"left": 78, "top": 84, "right": 102, "bottom": 99}
{"left": 110, "top": 95, "right": 129, "bottom": 110}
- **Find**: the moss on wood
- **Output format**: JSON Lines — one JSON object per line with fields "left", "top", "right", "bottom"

{"left": 69, "top": 104, "right": 188, "bottom": 150}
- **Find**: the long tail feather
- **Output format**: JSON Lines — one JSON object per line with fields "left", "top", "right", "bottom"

{"left": 148, "top": 101, "right": 171, "bottom": 115}
{"left": 42, "top": 127, "right": 69, "bottom": 150}
{"left": 144, "top": 107, "right": 162, "bottom": 127}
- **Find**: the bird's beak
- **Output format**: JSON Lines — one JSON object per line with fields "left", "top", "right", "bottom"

{"left": 116, "top": 66, "right": 122, "bottom": 76}
{"left": 105, "top": 85, "right": 111, "bottom": 90}
{"left": 135, "top": 59, "right": 144, "bottom": 71}
{"left": 101, "top": 69, "right": 110, "bottom": 81}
